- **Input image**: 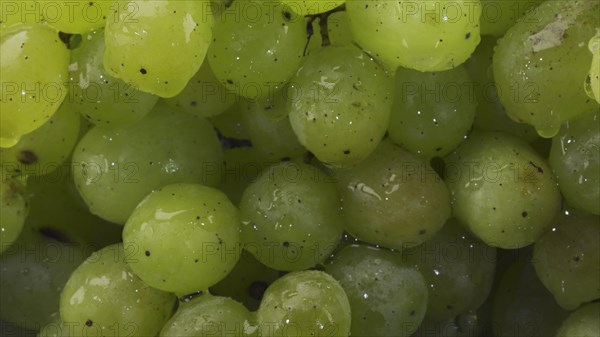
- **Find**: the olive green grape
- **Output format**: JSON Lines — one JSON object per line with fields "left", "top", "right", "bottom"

{"left": 556, "top": 302, "right": 600, "bottom": 337}
{"left": 0, "top": 177, "right": 28, "bottom": 253}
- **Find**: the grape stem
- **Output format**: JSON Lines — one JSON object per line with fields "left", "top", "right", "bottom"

{"left": 303, "top": 4, "right": 346, "bottom": 55}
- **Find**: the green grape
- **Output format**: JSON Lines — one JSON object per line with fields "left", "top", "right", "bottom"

{"left": 123, "top": 183, "right": 241, "bottom": 296}
{"left": 41, "top": 0, "right": 113, "bottom": 34}
{"left": 218, "top": 146, "right": 267, "bottom": 206}
{"left": 586, "top": 32, "right": 600, "bottom": 103}
{"left": 210, "top": 250, "right": 281, "bottom": 311}
{"left": 288, "top": 44, "right": 392, "bottom": 167}
{"left": 532, "top": 210, "right": 600, "bottom": 310}
{"left": 241, "top": 87, "right": 290, "bottom": 121}
{"left": 281, "top": 0, "right": 344, "bottom": 15}
{"left": 104, "top": 0, "right": 213, "bottom": 97}
{"left": 492, "top": 0, "right": 599, "bottom": 137}
{"left": 0, "top": 230, "right": 87, "bottom": 329}
{"left": 160, "top": 295, "right": 257, "bottom": 337}
{"left": 163, "top": 59, "right": 238, "bottom": 118}
{"left": 209, "top": 103, "right": 250, "bottom": 140}
{"left": 257, "top": 270, "right": 351, "bottom": 337}
{"left": 239, "top": 161, "right": 344, "bottom": 271}
{"left": 479, "top": 0, "right": 544, "bottom": 37}
{"left": 464, "top": 36, "right": 539, "bottom": 143}
{"left": 402, "top": 218, "right": 496, "bottom": 322}
{"left": 345, "top": 0, "right": 482, "bottom": 72}
{"left": 1, "top": 101, "right": 80, "bottom": 178}
{"left": 0, "top": 1, "right": 45, "bottom": 31}
{"left": 444, "top": 131, "right": 561, "bottom": 249}
{"left": 72, "top": 103, "right": 223, "bottom": 224}
{"left": 207, "top": 0, "right": 306, "bottom": 100}
{"left": 325, "top": 244, "right": 428, "bottom": 337}
{"left": 60, "top": 243, "right": 175, "bottom": 337}
{"left": 549, "top": 111, "right": 600, "bottom": 215}
{"left": 556, "top": 302, "right": 600, "bottom": 337}
{"left": 240, "top": 95, "right": 307, "bottom": 161}
{"left": 67, "top": 29, "right": 158, "bottom": 128}
{"left": 0, "top": 23, "right": 69, "bottom": 148}
{"left": 491, "top": 254, "right": 569, "bottom": 337}
{"left": 334, "top": 140, "right": 451, "bottom": 249}
{"left": 388, "top": 65, "right": 477, "bottom": 159}
{"left": 0, "top": 177, "right": 28, "bottom": 254}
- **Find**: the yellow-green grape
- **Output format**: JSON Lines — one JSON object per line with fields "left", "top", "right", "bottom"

{"left": 72, "top": 103, "right": 223, "bottom": 224}
{"left": 0, "top": 1, "right": 46, "bottom": 32}
{"left": 67, "top": 29, "right": 158, "bottom": 128}
{"left": 556, "top": 302, "right": 600, "bottom": 337}
{"left": 104, "top": 0, "right": 213, "bottom": 97}
{"left": 163, "top": 59, "right": 238, "bottom": 118}
{"left": 218, "top": 147, "right": 266, "bottom": 206}
{"left": 492, "top": 255, "right": 569, "bottom": 337}
{"left": 282, "top": 0, "right": 344, "bottom": 15}
{"left": 0, "top": 177, "right": 28, "bottom": 253}
{"left": 586, "top": 32, "right": 600, "bottom": 103}
{"left": 241, "top": 95, "right": 307, "bottom": 162}
{"left": 257, "top": 270, "right": 351, "bottom": 337}
{"left": 0, "top": 230, "right": 87, "bottom": 329}
{"left": 335, "top": 140, "right": 451, "bottom": 249}
{"left": 325, "top": 244, "right": 428, "bottom": 337}
{"left": 533, "top": 210, "right": 600, "bottom": 310}
{"left": 1, "top": 101, "right": 80, "bottom": 178}
{"left": 239, "top": 161, "right": 344, "bottom": 271}
{"left": 210, "top": 251, "right": 281, "bottom": 311}
{"left": 479, "top": 0, "right": 544, "bottom": 37}
{"left": 345, "top": 0, "right": 482, "bottom": 71}
{"left": 208, "top": 1, "right": 305, "bottom": 101}
{"left": 403, "top": 219, "right": 496, "bottom": 322}
{"left": 41, "top": 0, "right": 113, "bottom": 34}
{"left": 389, "top": 65, "right": 476, "bottom": 159}
{"left": 549, "top": 111, "right": 599, "bottom": 215}
{"left": 60, "top": 243, "right": 175, "bottom": 337}
{"left": 160, "top": 295, "right": 257, "bottom": 337}
{"left": 288, "top": 44, "right": 392, "bottom": 167}
{"left": 0, "top": 23, "right": 69, "bottom": 148}
{"left": 208, "top": 104, "right": 250, "bottom": 140}
{"left": 123, "top": 183, "right": 241, "bottom": 296}
{"left": 493, "top": 0, "right": 599, "bottom": 137}
{"left": 464, "top": 36, "right": 539, "bottom": 143}
{"left": 444, "top": 131, "right": 561, "bottom": 249}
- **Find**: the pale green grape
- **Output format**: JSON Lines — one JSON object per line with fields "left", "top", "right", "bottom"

{"left": 0, "top": 177, "right": 28, "bottom": 253}
{"left": 160, "top": 295, "right": 257, "bottom": 337}
{"left": 41, "top": 0, "right": 113, "bottom": 34}
{"left": 209, "top": 104, "right": 250, "bottom": 140}
{"left": 257, "top": 270, "right": 351, "bottom": 337}
{"left": 123, "top": 183, "right": 241, "bottom": 296}
{"left": 549, "top": 111, "right": 600, "bottom": 215}
{"left": 444, "top": 131, "right": 561, "bottom": 249}
{"left": 334, "top": 140, "right": 451, "bottom": 249}
{"left": 163, "top": 59, "right": 238, "bottom": 118}
{"left": 288, "top": 44, "right": 392, "bottom": 167}
{"left": 491, "top": 255, "right": 569, "bottom": 337}
{"left": 403, "top": 218, "right": 496, "bottom": 322}
{"left": 241, "top": 95, "right": 307, "bottom": 161}
{"left": 463, "top": 36, "right": 539, "bottom": 143}
{"left": 0, "top": 1, "right": 45, "bottom": 31}
{"left": 533, "top": 210, "right": 600, "bottom": 310}
{"left": 281, "top": 0, "right": 344, "bottom": 15}
{"left": 218, "top": 146, "right": 266, "bottom": 206}
{"left": 479, "top": 0, "right": 544, "bottom": 37}
{"left": 210, "top": 251, "right": 281, "bottom": 311}
{"left": 72, "top": 103, "right": 223, "bottom": 224}
{"left": 60, "top": 243, "right": 175, "bottom": 337}
{"left": 389, "top": 65, "right": 476, "bottom": 159}
{"left": 1, "top": 101, "right": 80, "bottom": 177}
{"left": 0, "top": 23, "right": 69, "bottom": 148}
{"left": 345, "top": 0, "right": 482, "bottom": 71}
{"left": 587, "top": 33, "right": 600, "bottom": 103}
{"left": 207, "top": 0, "right": 306, "bottom": 100}
{"left": 493, "top": 0, "right": 599, "bottom": 137}
{"left": 104, "top": 0, "right": 213, "bottom": 97}
{"left": 325, "top": 244, "right": 428, "bottom": 337}
{"left": 0, "top": 230, "right": 87, "bottom": 329}
{"left": 556, "top": 302, "right": 600, "bottom": 337}
{"left": 67, "top": 29, "right": 158, "bottom": 128}
{"left": 239, "top": 161, "right": 344, "bottom": 271}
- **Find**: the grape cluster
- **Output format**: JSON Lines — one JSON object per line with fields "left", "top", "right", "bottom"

{"left": 1, "top": 0, "right": 599, "bottom": 337}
